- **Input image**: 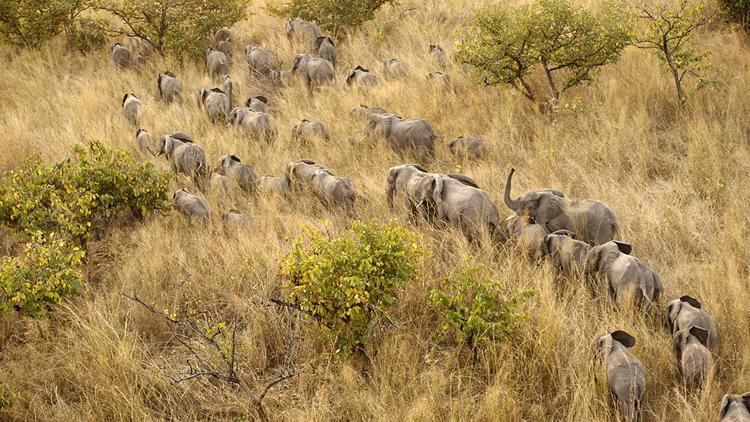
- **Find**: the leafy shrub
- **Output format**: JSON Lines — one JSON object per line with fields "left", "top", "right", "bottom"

{"left": 0, "top": 141, "right": 170, "bottom": 244}
{"left": 0, "top": 0, "right": 91, "bottom": 48}
{"left": 269, "top": 0, "right": 396, "bottom": 38}
{"left": 98, "top": 0, "right": 249, "bottom": 59}
{"left": 456, "top": 0, "right": 630, "bottom": 102}
{"left": 279, "top": 220, "right": 427, "bottom": 355}
{"left": 65, "top": 17, "right": 107, "bottom": 53}
{"left": 429, "top": 260, "right": 533, "bottom": 351}
{"left": 0, "top": 233, "right": 85, "bottom": 317}
{"left": 720, "top": 0, "right": 750, "bottom": 33}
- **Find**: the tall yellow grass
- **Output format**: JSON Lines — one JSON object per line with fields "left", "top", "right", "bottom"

{"left": 1, "top": 0, "right": 749, "bottom": 420}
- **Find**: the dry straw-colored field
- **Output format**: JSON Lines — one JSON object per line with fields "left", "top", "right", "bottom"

{"left": 1, "top": 0, "right": 749, "bottom": 420}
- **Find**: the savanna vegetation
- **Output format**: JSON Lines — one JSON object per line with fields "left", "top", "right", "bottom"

{"left": 1, "top": 0, "right": 749, "bottom": 420}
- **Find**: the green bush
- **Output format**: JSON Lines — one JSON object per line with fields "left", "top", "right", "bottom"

{"left": 98, "top": 0, "right": 249, "bottom": 59}
{"left": 456, "top": 0, "right": 630, "bottom": 102}
{"left": 0, "top": 233, "right": 85, "bottom": 317}
{"left": 721, "top": 0, "right": 750, "bottom": 33}
{"left": 429, "top": 260, "right": 533, "bottom": 351}
{"left": 0, "top": 0, "right": 91, "bottom": 48}
{"left": 270, "top": 0, "right": 396, "bottom": 38}
{"left": 279, "top": 220, "right": 427, "bottom": 355}
{"left": 0, "top": 141, "right": 170, "bottom": 244}
{"left": 65, "top": 17, "right": 107, "bottom": 53}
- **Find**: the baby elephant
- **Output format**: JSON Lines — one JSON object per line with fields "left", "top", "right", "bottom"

{"left": 595, "top": 330, "right": 646, "bottom": 422}
{"left": 111, "top": 43, "right": 131, "bottom": 69}
{"left": 157, "top": 134, "right": 208, "bottom": 190}
{"left": 246, "top": 44, "right": 275, "bottom": 75}
{"left": 584, "top": 241, "right": 664, "bottom": 312}
{"left": 157, "top": 71, "right": 183, "bottom": 103}
{"left": 258, "top": 175, "right": 290, "bottom": 197}
{"left": 245, "top": 95, "right": 268, "bottom": 113}
{"left": 346, "top": 66, "right": 379, "bottom": 87}
{"left": 674, "top": 325, "right": 714, "bottom": 389}
{"left": 214, "top": 155, "right": 258, "bottom": 195}
{"left": 229, "top": 107, "right": 277, "bottom": 143}
{"left": 447, "top": 136, "right": 486, "bottom": 160}
{"left": 383, "top": 58, "right": 410, "bottom": 78}
{"left": 122, "top": 93, "right": 141, "bottom": 127}
{"left": 429, "top": 44, "right": 447, "bottom": 68}
{"left": 206, "top": 47, "right": 229, "bottom": 81}
{"left": 315, "top": 35, "right": 336, "bottom": 68}
{"left": 428, "top": 71, "right": 453, "bottom": 91}
{"left": 292, "top": 119, "right": 330, "bottom": 142}
{"left": 222, "top": 209, "right": 250, "bottom": 229}
{"left": 666, "top": 295, "right": 718, "bottom": 355}
{"left": 501, "top": 215, "right": 548, "bottom": 259}
{"left": 544, "top": 230, "right": 592, "bottom": 276}
{"left": 173, "top": 188, "right": 211, "bottom": 221}
{"left": 720, "top": 392, "right": 750, "bottom": 421}
{"left": 199, "top": 88, "right": 230, "bottom": 124}
{"left": 135, "top": 129, "right": 154, "bottom": 155}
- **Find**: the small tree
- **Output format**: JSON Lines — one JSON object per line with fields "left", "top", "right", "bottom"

{"left": 628, "top": 0, "right": 713, "bottom": 106}
{"left": 429, "top": 260, "right": 533, "bottom": 354}
{"left": 97, "top": 0, "right": 249, "bottom": 58}
{"left": 456, "top": 0, "right": 631, "bottom": 102}
{"left": 0, "top": 0, "right": 92, "bottom": 48}
{"left": 279, "top": 220, "right": 427, "bottom": 355}
{"left": 269, "top": 0, "right": 396, "bottom": 39}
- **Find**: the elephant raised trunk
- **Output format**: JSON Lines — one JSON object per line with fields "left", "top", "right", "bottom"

{"left": 504, "top": 168, "right": 521, "bottom": 212}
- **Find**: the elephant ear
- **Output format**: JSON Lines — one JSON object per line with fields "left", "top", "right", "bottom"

{"left": 666, "top": 301, "right": 682, "bottom": 332}
{"left": 535, "top": 192, "right": 563, "bottom": 226}
{"left": 315, "top": 36, "right": 325, "bottom": 50}
{"left": 741, "top": 393, "right": 750, "bottom": 412}
{"left": 719, "top": 395, "right": 733, "bottom": 419}
{"left": 255, "top": 95, "right": 268, "bottom": 104}
{"left": 346, "top": 70, "right": 357, "bottom": 85}
{"left": 610, "top": 330, "right": 635, "bottom": 348}
{"left": 291, "top": 54, "right": 302, "bottom": 71}
{"left": 299, "top": 159, "right": 317, "bottom": 165}
{"left": 583, "top": 246, "right": 604, "bottom": 275}
{"left": 680, "top": 295, "right": 701, "bottom": 308}
{"left": 689, "top": 326, "right": 710, "bottom": 346}
{"left": 552, "top": 229, "right": 576, "bottom": 238}
{"left": 412, "top": 164, "right": 429, "bottom": 173}
{"left": 431, "top": 175, "right": 445, "bottom": 208}
{"left": 229, "top": 155, "right": 241, "bottom": 163}
{"left": 613, "top": 241, "right": 632, "bottom": 254}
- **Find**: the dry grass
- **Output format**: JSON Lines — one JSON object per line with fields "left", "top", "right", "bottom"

{"left": 1, "top": 0, "right": 750, "bottom": 420}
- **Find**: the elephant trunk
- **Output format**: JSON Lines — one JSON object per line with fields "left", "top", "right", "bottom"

{"left": 503, "top": 168, "right": 521, "bottom": 212}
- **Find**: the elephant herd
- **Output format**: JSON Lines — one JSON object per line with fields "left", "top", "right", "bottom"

{"left": 110, "top": 20, "right": 749, "bottom": 422}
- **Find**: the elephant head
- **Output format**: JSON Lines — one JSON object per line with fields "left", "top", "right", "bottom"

{"left": 284, "top": 159, "right": 318, "bottom": 186}
{"left": 720, "top": 393, "right": 750, "bottom": 420}
{"left": 346, "top": 65, "right": 368, "bottom": 85}
{"left": 386, "top": 164, "right": 428, "bottom": 208}
{"left": 215, "top": 154, "right": 241, "bottom": 175}
{"left": 503, "top": 168, "right": 566, "bottom": 223}
{"left": 291, "top": 53, "right": 312, "bottom": 73}
{"left": 367, "top": 113, "right": 396, "bottom": 138}
{"left": 157, "top": 136, "right": 174, "bottom": 156}
{"left": 595, "top": 330, "right": 636, "bottom": 360}
{"left": 315, "top": 35, "right": 333, "bottom": 50}
{"left": 583, "top": 240, "right": 632, "bottom": 275}
{"left": 666, "top": 295, "right": 702, "bottom": 331}
{"left": 246, "top": 95, "right": 267, "bottom": 107}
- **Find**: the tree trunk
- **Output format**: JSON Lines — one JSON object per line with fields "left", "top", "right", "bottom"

{"left": 542, "top": 61, "right": 559, "bottom": 102}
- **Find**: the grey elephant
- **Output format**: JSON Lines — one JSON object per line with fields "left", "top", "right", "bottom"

{"left": 199, "top": 88, "right": 230, "bottom": 124}
{"left": 351, "top": 105, "right": 389, "bottom": 120}
{"left": 315, "top": 36, "right": 336, "bottom": 68}
{"left": 291, "top": 53, "right": 335, "bottom": 90}
{"left": 258, "top": 175, "right": 290, "bottom": 197}
{"left": 666, "top": 295, "right": 718, "bottom": 355}
{"left": 584, "top": 241, "right": 664, "bottom": 311}
{"left": 173, "top": 188, "right": 211, "bottom": 221}
{"left": 229, "top": 107, "right": 277, "bottom": 142}
{"left": 111, "top": 43, "right": 131, "bottom": 69}
{"left": 504, "top": 168, "right": 619, "bottom": 246}
{"left": 346, "top": 66, "right": 379, "bottom": 87}
{"left": 310, "top": 169, "right": 357, "bottom": 215}
{"left": 429, "top": 44, "right": 447, "bottom": 68}
{"left": 213, "top": 28, "right": 233, "bottom": 46}
{"left": 428, "top": 71, "right": 453, "bottom": 90}
{"left": 157, "top": 134, "right": 208, "bottom": 190}
{"left": 500, "top": 215, "right": 549, "bottom": 259}
{"left": 367, "top": 113, "right": 437, "bottom": 158}
{"left": 214, "top": 154, "right": 258, "bottom": 195}
{"left": 544, "top": 230, "right": 592, "bottom": 276}
{"left": 125, "top": 36, "right": 154, "bottom": 57}
{"left": 222, "top": 209, "right": 250, "bottom": 229}
{"left": 285, "top": 159, "right": 331, "bottom": 190}
{"left": 385, "top": 164, "right": 479, "bottom": 208}
{"left": 285, "top": 18, "right": 322, "bottom": 49}
{"left": 245, "top": 95, "right": 268, "bottom": 112}
{"left": 136, "top": 129, "right": 155, "bottom": 155}
{"left": 292, "top": 119, "right": 330, "bottom": 142}
{"left": 405, "top": 172, "right": 500, "bottom": 242}
{"left": 674, "top": 325, "right": 714, "bottom": 389}
{"left": 448, "top": 136, "right": 486, "bottom": 160}
{"left": 594, "top": 330, "right": 646, "bottom": 422}
{"left": 157, "top": 71, "right": 183, "bottom": 103}
{"left": 246, "top": 44, "right": 275, "bottom": 75}
{"left": 122, "top": 93, "right": 141, "bottom": 127}
{"left": 720, "top": 393, "right": 750, "bottom": 421}
{"left": 205, "top": 47, "right": 229, "bottom": 81}
{"left": 383, "top": 58, "right": 410, "bottom": 78}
